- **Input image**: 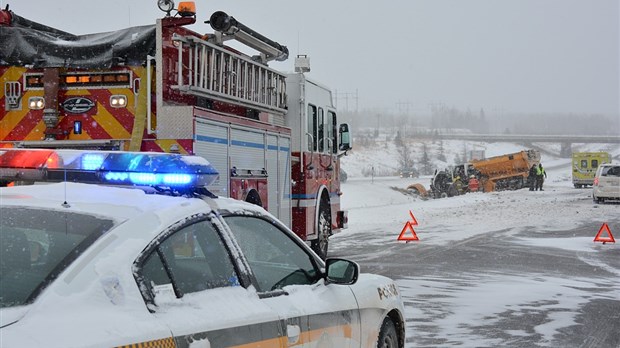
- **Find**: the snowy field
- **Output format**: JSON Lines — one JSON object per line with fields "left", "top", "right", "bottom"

{"left": 335, "top": 139, "right": 620, "bottom": 347}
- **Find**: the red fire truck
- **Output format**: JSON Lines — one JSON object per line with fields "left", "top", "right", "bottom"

{"left": 0, "top": 1, "right": 351, "bottom": 259}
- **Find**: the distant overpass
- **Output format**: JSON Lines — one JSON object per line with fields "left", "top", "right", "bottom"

{"left": 427, "top": 133, "right": 620, "bottom": 144}
{"left": 415, "top": 133, "right": 620, "bottom": 157}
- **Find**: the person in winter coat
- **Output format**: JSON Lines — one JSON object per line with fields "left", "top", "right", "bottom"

{"left": 535, "top": 163, "right": 547, "bottom": 191}
{"left": 452, "top": 176, "right": 464, "bottom": 195}
{"left": 528, "top": 164, "right": 537, "bottom": 191}
{"left": 468, "top": 175, "right": 480, "bottom": 192}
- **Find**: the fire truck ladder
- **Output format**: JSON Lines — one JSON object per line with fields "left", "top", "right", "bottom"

{"left": 171, "top": 34, "right": 288, "bottom": 116}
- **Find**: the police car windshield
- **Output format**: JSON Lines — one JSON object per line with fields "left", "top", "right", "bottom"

{"left": 0, "top": 207, "right": 115, "bottom": 308}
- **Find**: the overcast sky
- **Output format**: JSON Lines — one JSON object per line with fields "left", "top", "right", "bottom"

{"left": 7, "top": 0, "right": 619, "bottom": 116}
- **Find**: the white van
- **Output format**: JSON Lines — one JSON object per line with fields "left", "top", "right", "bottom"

{"left": 592, "top": 163, "right": 620, "bottom": 203}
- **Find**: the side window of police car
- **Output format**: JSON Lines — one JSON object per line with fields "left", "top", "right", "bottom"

{"left": 139, "top": 220, "right": 239, "bottom": 301}
{"left": 223, "top": 216, "right": 321, "bottom": 292}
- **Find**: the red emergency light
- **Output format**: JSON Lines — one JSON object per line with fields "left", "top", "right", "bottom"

{"left": 0, "top": 149, "right": 60, "bottom": 169}
{"left": 0, "top": 149, "right": 60, "bottom": 182}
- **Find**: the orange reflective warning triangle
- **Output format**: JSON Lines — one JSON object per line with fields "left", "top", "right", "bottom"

{"left": 398, "top": 221, "right": 419, "bottom": 242}
{"left": 408, "top": 210, "right": 419, "bottom": 226}
{"left": 594, "top": 223, "right": 615, "bottom": 244}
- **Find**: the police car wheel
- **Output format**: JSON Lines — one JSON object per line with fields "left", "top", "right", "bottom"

{"left": 377, "top": 317, "right": 398, "bottom": 348}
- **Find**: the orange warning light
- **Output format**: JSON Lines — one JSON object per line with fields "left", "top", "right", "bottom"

{"left": 177, "top": 1, "right": 196, "bottom": 17}
{"left": 594, "top": 223, "right": 615, "bottom": 244}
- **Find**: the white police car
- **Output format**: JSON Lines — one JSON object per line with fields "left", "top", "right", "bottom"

{"left": 0, "top": 149, "right": 405, "bottom": 348}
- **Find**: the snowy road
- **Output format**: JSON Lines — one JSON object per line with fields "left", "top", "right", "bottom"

{"left": 330, "top": 176, "right": 620, "bottom": 347}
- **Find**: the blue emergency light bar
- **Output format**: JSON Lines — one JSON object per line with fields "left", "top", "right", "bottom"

{"left": 0, "top": 148, "right": 219, "bottom": 193}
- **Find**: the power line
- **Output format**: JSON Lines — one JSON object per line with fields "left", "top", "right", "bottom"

{"left": 395, "top": 100, "right": 414, "bottom": 115}
{"left": 334, "top": 89, "right": 358, "bottom": 113}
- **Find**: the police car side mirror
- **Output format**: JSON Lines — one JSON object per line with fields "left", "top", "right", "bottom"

{"left": 324, "top": 258, "right": 359, "bottom": 285}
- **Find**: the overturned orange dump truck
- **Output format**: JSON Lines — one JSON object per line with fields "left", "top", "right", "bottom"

{"left": 469, "top": 149, "right": 541, "bottom": 192}
{"left": 407, "top": 149, "right": 541, "bottom": 198}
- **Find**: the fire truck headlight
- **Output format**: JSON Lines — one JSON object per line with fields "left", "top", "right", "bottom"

{"left": 28, "top": 97, "right": 45, "bottom": 110}
{"left": 110, "top": 95, "right": 127, "bottom": 108}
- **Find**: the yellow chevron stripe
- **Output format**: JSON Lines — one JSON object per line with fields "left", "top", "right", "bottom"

{"left": 21, "top": 119, "right": 47, "bottom": 141}
{"left": 1, "top": 67, "right": 28, "bottom": 140}
{"left": 129, "top": 67, "right": 148, "bottom": 151}
{"left": 0, "top": 107, "right": 27, "bottom": 140}
{"left": 0, "top": 92, "right": 44, "bottom": 140}
{"left": 94, "top": 102, "right": 131, "bottom": 139}
{"left": 154, "top": 140, "right": 190, "bottom": 154}
{"left": 0, "top": 66, "right": 27, "bottom": 83}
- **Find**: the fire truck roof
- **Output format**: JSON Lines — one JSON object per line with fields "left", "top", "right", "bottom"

{"left": 0, "top": 10, "right": 155, "bottom": 69}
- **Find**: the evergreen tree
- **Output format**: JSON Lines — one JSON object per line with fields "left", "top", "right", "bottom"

{"left": 462, "top": 143, "right": 468, "bottom": 163}
{"left": 394, "top": 130, "right": 403, "bottom": 147}
{"left": 437, "top": 141, "right": 447, "bottom": 162}
{"left": 420, "top": 143, "right": 432, "bottom": 175}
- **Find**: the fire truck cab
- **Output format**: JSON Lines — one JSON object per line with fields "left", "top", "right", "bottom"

{"left": 0, "top": 2, "right": 351, "bottom": 259}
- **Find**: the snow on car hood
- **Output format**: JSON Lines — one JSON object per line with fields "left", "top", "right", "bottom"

{"left": 0, "top": 306, "right": 29, "bottom": 328}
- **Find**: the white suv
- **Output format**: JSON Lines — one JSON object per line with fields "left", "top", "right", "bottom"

{"left": 592, "top": 163, "right": 620, "bottom": 203}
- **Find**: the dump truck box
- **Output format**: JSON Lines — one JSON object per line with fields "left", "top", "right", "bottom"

{"left": 470, "top": 149, "right": 541, "bottom": 192}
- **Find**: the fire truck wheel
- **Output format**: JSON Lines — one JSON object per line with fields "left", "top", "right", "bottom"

{"left": 311, "top": 202, "right": 331, "bottom": 260}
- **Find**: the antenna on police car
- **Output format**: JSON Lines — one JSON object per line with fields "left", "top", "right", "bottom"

{"left": 62, "top": 168, "right": 71, "bottom": 208}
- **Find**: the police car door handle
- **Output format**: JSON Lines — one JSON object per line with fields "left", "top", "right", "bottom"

{"left": 287, "top": 324, "right": 301, "bottom": 344}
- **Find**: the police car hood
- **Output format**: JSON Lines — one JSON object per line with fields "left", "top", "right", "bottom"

{"left": 0, "top": 307, "right": 29, "bottom": 328}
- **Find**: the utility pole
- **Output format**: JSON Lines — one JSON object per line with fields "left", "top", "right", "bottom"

{"left": 396, "top": 100, "right": 415, "bottom": 136}
{"left": 334, "top": 89, "right": 358, "bottom": 113}
{"left": 395, "top": 100, "right": 414, "bottom": 116}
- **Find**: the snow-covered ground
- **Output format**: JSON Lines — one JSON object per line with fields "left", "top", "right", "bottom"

{"left": 338, "top": 138, "right": 620, "bottom": 250}
{"left": 335, "top": 138, "right": 620, "bottom": 347}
